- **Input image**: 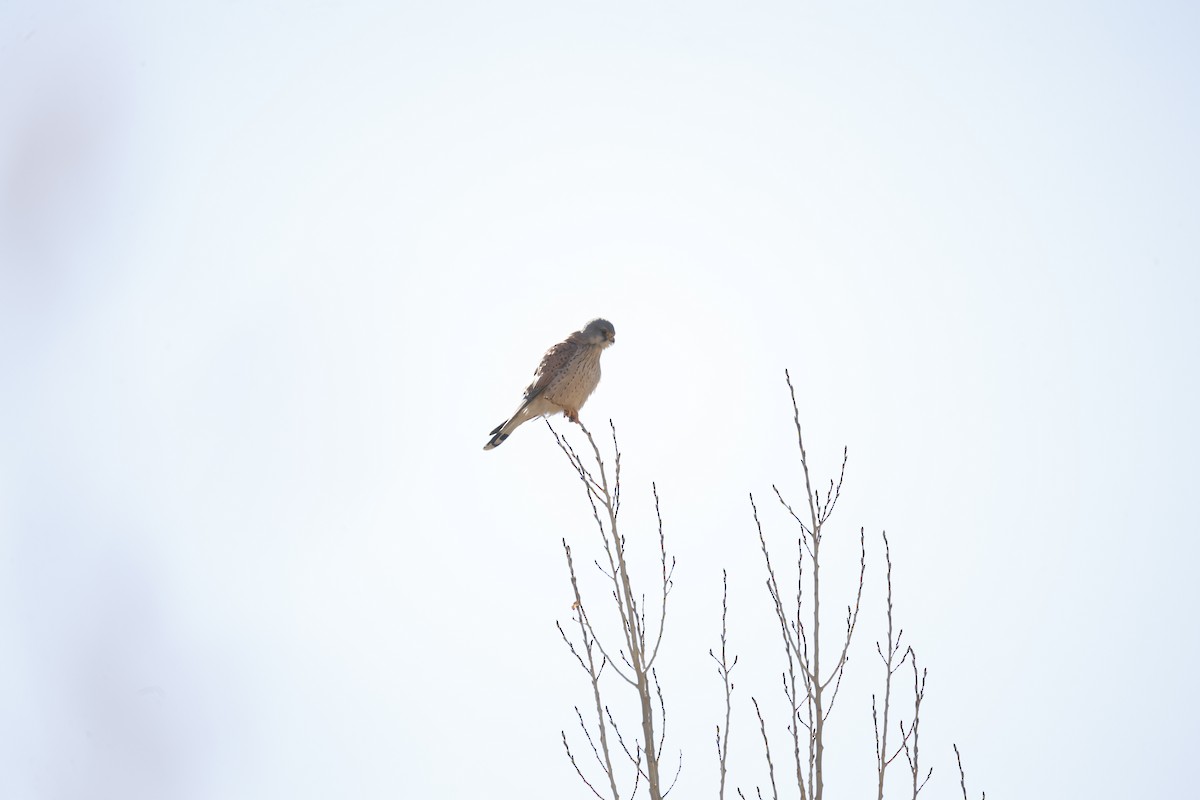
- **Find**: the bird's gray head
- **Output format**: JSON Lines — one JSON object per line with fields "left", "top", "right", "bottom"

{"left": 581, "top": 318, "right": 616, "bottom": 347}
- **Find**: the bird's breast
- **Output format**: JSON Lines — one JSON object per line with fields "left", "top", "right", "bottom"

{"left": 545, "top": 347, "right": 603, "bottom": 407}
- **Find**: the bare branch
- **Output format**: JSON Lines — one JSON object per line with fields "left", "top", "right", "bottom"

{"left": 712, "top": 570, "right": 737, "bottom": 800}
{"left": 562, "top": 539, "right": 621, "bottom": 800}
{"left": 604, "top": 705, "right": 644, "bottom": 773}
{"left": 818, "top": 447, "right": 849, "bottom": 524}
{"left": 553, "top": 420, "right": 671, "bottom": 800}
{"left": 901, "top": 651, "right": 932, "bottom": 799}
{"left": 752, "top": 698, "right": 780, "bottom": 800}
{"left": 819, "top": 527, "right": 867, "bottom": 693}
{"left": 562, "top": 731, "right": 607, "bottom": 800}
{"left": 663, "top": 749, "right": 684, "bottom": 798}
{"left": 954, "top": 744, "right": 983, "bottom": 800}
{"left": 874, "top": 530, "right": 899, "bottom": 800}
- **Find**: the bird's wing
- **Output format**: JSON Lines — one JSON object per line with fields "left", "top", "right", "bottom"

{"left": 522, "top": 339, "right": 579, "bottom": 401}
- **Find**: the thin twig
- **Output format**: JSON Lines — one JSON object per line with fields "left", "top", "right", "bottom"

{"left": 953, "top": 744, "right": 983, "bottom": 800}
{"left": 712, "top": 570, "right": 737, "bottom": 800}
{"left": 752, "top": 698, "right": 780, "bottom": 800}
{"left": 563, "top": 732, "right": 607, "bottom": 800}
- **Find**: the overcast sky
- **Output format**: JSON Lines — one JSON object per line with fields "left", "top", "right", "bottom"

{"left": 1, "top": 2, "right": 1197, "bottom": 798}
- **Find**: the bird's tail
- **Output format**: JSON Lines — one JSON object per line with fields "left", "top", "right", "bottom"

{"left": 484, "top": 395, "right": 552, "bottom": 450}
{"left": 483, "top": 413, "right": 524, "bottom": 450}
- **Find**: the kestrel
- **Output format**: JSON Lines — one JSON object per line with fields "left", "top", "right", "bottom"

{"left": 483, "top": 318, "right": 616, "bottom": 450}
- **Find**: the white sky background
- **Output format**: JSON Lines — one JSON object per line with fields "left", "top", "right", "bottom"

{"left": 1, "top": 1, "right": 1197, "bottom": 798}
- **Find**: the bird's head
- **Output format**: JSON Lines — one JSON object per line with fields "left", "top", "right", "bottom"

{"left": 582, "top": 318, "right": 616, "bottom": 348}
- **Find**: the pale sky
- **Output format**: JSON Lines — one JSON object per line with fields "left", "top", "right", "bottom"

{"left": 1, "top": 2, "right": 1197, "bottom": 798}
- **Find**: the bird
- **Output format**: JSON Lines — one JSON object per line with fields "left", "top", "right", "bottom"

{"left": 484, "top": 318, "right": 616, "bottom": 450}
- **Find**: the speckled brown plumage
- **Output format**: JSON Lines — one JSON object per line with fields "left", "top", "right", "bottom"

{"left": 484, "top": 319, "right": 615, "bottom": 450}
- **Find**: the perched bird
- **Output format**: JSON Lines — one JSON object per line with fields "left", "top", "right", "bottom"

{"left": 484, "top": 318, "right": 616, "bottom": 450}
